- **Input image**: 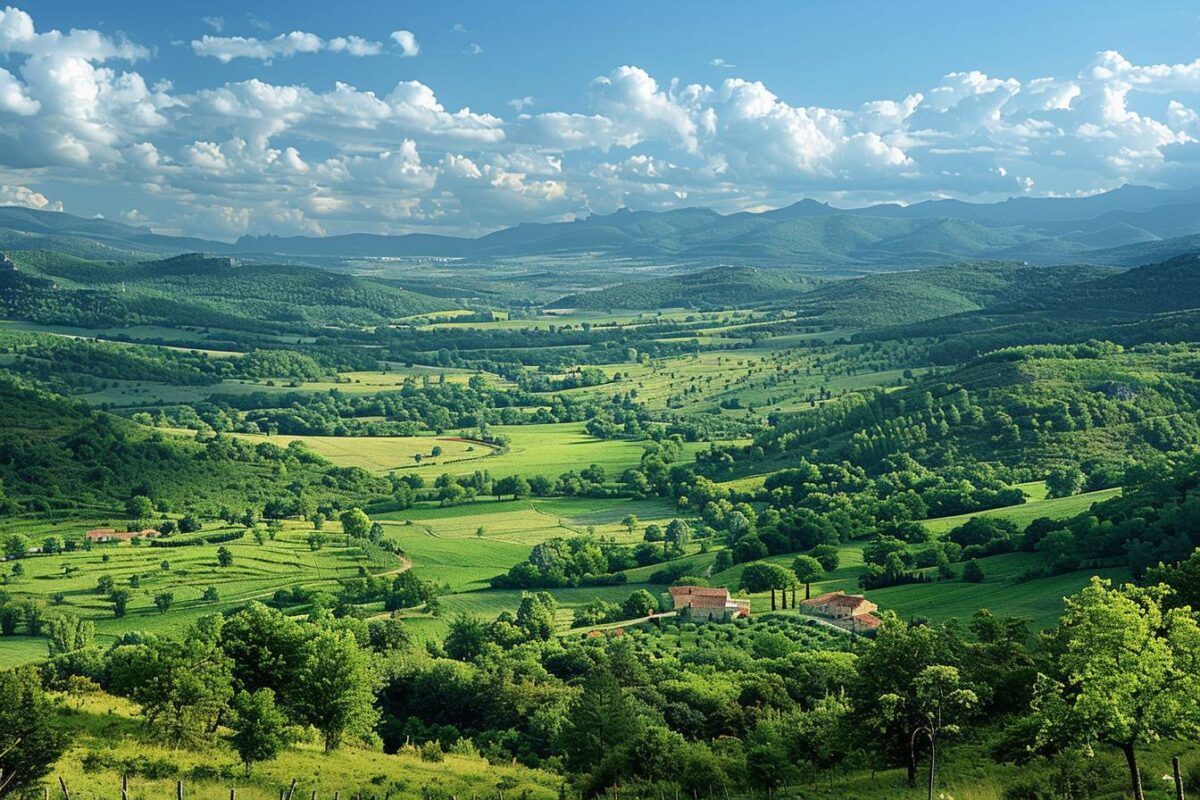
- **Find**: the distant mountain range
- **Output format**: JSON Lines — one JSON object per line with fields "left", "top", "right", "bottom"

{"left": 6, "top": 184, "right": 1200, "bottom": 271}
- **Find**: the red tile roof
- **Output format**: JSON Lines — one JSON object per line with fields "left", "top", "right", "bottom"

{"left": 852, "top": 613, "right": 883, "bottom": 629}
{"left": 86, "top": 528, "right": 159, "bottom": 541}
{"left": 669, "top": 586, "right": 729, "bottom": 597}
{"left": 801, "top": 592, "right": 870, "bottom": 610}
{"left": 670, "top": 585, "right": 734, "bottom": 610}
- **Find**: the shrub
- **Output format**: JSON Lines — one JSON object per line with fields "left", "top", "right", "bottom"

{"left": 418, "top": 741, "right": 444, "bottom": 763}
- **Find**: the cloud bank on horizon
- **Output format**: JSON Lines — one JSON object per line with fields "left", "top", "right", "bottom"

{"left": 1, "top": 5, "right": 1200, "bottom": 239}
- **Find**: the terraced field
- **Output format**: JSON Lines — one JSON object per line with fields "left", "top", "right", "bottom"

{"left": 0, "top": 522, "right": 399, "bottom": 649}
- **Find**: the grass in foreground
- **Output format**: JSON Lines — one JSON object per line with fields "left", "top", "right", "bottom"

{"left": 48, "top": 692, "right": 558, "bottom": 800}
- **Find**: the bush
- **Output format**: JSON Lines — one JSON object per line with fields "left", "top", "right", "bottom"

{"left": 962, "top": 559, "right": 985, "bottom": 583}
{"left": 418, "top": 741, "right": 444, "bottom": 763}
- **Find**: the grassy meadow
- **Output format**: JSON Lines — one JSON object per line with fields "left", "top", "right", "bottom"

{"left": 48, "top": 693, "right": 559, "bottom": 800}
{"left": 216, "top": 422, "right": 709, "bottom": 480}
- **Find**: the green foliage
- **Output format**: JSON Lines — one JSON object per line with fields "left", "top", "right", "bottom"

{"left": 339, "top": 508, "right": 371, "bottom": 539}
{"left": 0, "top": 666, "right": 68, "bottom": 796}
{"left": 46, "top": 613, "right": 95, "bottom": 657}
{"left": 117, "top": 616, "right": 235, "bottom": 746}
{"left": 229, "top": 688, "right": 290, "bottom": 773}
{"left": 1045, "top": 465, "right": 1085, "bottom": 499}
{"left": 296, "top": 628, "right": 380, "bottom": 752}
{"left": 109, "top": 589, "right": 131, "bottom": 618}
{"left": 560, "top": 666, "right": 640, "bottom": 774}
{"left": 791, "top": 555, "right": 825, "bottom": 597}
{"left": 962, "top": 559, "right": 984, "bottom": 583}
{"left": 739, "top": 561, "right": 795, "bottom": 592}
{"left": 1032, "top": 578, "right": 1200, "bottom": 799}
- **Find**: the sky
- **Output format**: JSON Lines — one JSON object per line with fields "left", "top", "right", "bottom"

{"left": 4, "top": 0, "right": 1200, "bottom": 240}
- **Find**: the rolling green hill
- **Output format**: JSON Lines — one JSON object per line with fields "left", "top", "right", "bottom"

{"left": 791, "top": 261, "right": 1122, "bottom": 326}
{"left": 0, "top": 372, "right": 386, "bottom": 514}
{"left": 0, "top": 252, "right": 456, "bottom": 332}
{"left": 547, "top": 266, "right": 825, "bottom": 309}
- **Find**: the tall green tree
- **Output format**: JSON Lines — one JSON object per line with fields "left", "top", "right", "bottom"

{"left": 109, "top": 589, "right": 131, "bottom": 618}
{"left": 339, "top": 508, "right": 371, "bottom": 539}
{"left": 853, "top": 613, "right": 962, "bottom": 786}
{"left": 515, "top": 592, "right": 558, "bottom": 641}
{"left": 560, "top": 666, "right": 640, "bottom": 774}
{"left": 880, "top": 665, "right": 976, "bottom": 800}
{"left": 0, "top": 667, "right": 67, "bottom": 798}
{"left": 622, "top": 589, "right": 659, "bottom": 619}
{"left": 46, "top": 613, "right": 95, "bottom": 657}
{"left": 219, "top": 602, "right": 311, "bottom": 715}
{"left": 124, "top": 617, "right": 235, "bottom": 746}
{"left": 791, "top": 555, "right": 825, "bottom": 600}
{"left": 444, "top": 614, "right": 490, "bottom": 661}
{"left": 296, "top": 629, "right": 380, "bottom": 751}
{"left": 2, "top": 534, "right": 27, "bottom": 560}
{"left": 1032, "top": 578, "right": 1200, "bottom": 800}
{"left": 229, "top": 688, "right": 290, "bottom": 773}
{"left": 125, "top": 494, "right": 155, "bottom": 520}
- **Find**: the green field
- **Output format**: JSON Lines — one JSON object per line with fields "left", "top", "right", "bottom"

{"left": 222, "top": 432, "right": 490, "bottom": 475}
{"left": 221, "top": 422, "right": 706, "bottom": 481}
{"left": 0, "top": 521, "right": 402, "bottom": 651}
{"left": 922, "top": 486, "right": 1121, "bottom": 536}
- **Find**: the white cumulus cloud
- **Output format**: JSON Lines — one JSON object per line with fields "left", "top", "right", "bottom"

{"left": 0, "top": 183, "right": 61, "bottom": 210}
{"left": 8, "top": 2, "right": 1200, "bottom": 239}
{"left": 390, "top": 30, "right": 419, "bottom": 57}
{"left": 191, "top": 31, "right": 385, "bottom": 62}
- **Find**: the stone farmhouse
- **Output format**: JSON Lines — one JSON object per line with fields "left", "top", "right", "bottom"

{"left": 669, "top": 585, "right": 751, "bottom": 622}
{"left": 799, "top": 591, "right": 883, "bottom": 633}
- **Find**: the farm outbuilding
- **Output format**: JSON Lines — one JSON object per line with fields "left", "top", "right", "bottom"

{"left": 85, "top": 528, "right": 159, "bottom": 543}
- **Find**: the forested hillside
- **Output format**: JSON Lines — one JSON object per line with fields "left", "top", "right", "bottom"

{"left": 0, "top": 373, "right": 386, "bottom": 514}
{"left": 548, "top": 266, "right": 825, "bottom": 310}
{"left": 791, "top": 261, "right": 1122, "bottom": 326}
{"left": 0, "top": 252, "right": 455, "bottom": 331}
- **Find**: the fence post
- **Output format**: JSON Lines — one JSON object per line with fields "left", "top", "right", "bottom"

{"left": 230, "top": 789, "right": 236, "bottom": 800}
{"left": 57, "top": 776, "right": 70, "bottom": 800}
{"left": 286, "top": 778, "right": 298, "bottom": 800}
{"left": 122, "top": 774, "right": 128, "bottom": 800}
{"left": 177, "top": 780, "right": 184, "bottom": 800}
{"left": 1174, "top": 756, "right": 1185, "bottom": 800}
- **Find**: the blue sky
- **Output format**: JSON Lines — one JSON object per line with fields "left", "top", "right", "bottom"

{"left": 6, "top": 1, "right": 1200, "bottom": 238}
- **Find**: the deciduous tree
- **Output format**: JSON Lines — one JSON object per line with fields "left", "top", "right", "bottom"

{"left": 1032, "top": 578, "right": 1200, "bottom": 800}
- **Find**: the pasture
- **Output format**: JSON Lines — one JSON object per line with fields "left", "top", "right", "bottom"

{"left": 376, "top": 495, "right": 681, "bottom": 597}
{"left": 921, "top": 486, "right": 1121, "bottom": 536}
{"left": 223, "top": 431, "right": 489, "bottom": 475}
{"left": 223, "top": 422, "right": 706, "bottom": 480}
{"left": 47, "top": 693, "right": 558, "bottom": 800}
